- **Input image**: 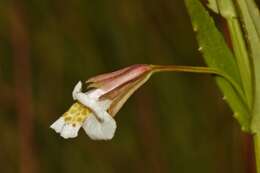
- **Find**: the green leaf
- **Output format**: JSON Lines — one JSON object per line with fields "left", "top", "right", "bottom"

{"left": 209, "top": 0, "right": 253, "bottom": 110}
{"left": 184, "top": 0, "right": 251, "bottom": 131}
{"left": 235, "top": 0, "right": 260, "bottom": 133}
{"left": 207, "top": 0, "right": 253, "bottom": 109}
{"left": 246, "top": 0, "right": 260, "bottom": 39}
{"left": 225, "top": 18, "right": 253, "bottom": 107}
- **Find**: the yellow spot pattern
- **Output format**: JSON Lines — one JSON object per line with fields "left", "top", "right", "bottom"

{"left": 62, "top": 102, "right": 91, "bottom": 125}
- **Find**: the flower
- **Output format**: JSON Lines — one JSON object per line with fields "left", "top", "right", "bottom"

{"left": 50, "top": 64, "right": 153, "bottom": 140}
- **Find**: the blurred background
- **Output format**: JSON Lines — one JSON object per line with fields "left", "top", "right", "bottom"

{"left": 0, "top": 0, "right": 258, "bottom": 172}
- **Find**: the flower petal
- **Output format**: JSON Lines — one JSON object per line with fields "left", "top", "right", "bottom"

{"left": 60, "top": 124, "right": 81, "bottom": 139}
{"left": 50, "top": 117, "right": 65, "bottom": 133}
{"left": 82, "top": 114, "right": 116, "bottom": 140}
{"left": 72, "top": 81, "right": 82, "bottom": 100}
{"left": 86, "top": 88, "right": 107, "bottom": 99}
{"left": 75, "top": 92, "right": 111, "bottom": 121}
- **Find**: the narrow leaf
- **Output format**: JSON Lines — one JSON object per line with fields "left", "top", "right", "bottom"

{"left": 209, "top": 0, "right": 253, "bottom": 108}
{"left": 235, "top": 0, "right": 260, "bottom": 133}
{"left": 246, "top": 0, "right": 260, "bottom": 39}
{"left": 185, "top": 0, "right": 251, "bottom": 131}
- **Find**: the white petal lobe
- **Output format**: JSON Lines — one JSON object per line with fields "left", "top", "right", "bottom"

{"left": 83, "top": 114, "right": 116, "bottom": 140}
{"left": 75, "top": 92, "right": 109, "bottom": 120}
{"left": 72, "top": 81, "right": 82, "bottom": 100}
{"left": 50, "top": 117, "right": 82, "bottom": 139}
{"left": 60, "top": 124, "right": 81, "bottom": 139}
{"left": 50, "top": 117, "right": 65, "bottom": 133}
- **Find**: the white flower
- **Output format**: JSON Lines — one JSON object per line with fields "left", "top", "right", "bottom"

{"left": 50, "top": 81, "right": 116, "bottom": 140}
{"left": 51, "top": 64, "right": 153, "bottom": 140}
{"left": 73, "top": 81, "right": 116, "bottom": 140}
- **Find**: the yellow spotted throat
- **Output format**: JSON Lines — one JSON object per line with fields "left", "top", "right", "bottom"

{"left": 62, "top": 102, "right": 92, "bottom": 127}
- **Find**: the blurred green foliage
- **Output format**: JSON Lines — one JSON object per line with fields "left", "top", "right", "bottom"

{"left": 0, "top": 0, "right": 253, "bottom": 173}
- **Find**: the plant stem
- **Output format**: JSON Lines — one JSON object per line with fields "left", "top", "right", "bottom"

{"left": 227, "top": 18, "right": 253, "bottom": 109}
{"left": 213, "top": 0, "right": 253, "bottom": 109}
{"left": 254, "top": 134, "right": 260, "bottom": 173}
{"left": 151, "top": 65, "right": 220, "bottom": 74}
{"left": 151, "top": 65, "right": 246, "bottom": 103}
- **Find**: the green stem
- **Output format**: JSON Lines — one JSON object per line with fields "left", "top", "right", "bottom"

{"left": 151, "top": 65, "right": 246, "bottom": 104}
{"left": 152, "top": 65, "right": 219, "bottom": 74}
{"left": 213, "top": 0, "right": 253, "bottom": 109}
{"left": 254, "top": 134, "right": 260, "bottom": 173}
{"left": 227, "top": 18, "right": 253, "bottom": 109}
